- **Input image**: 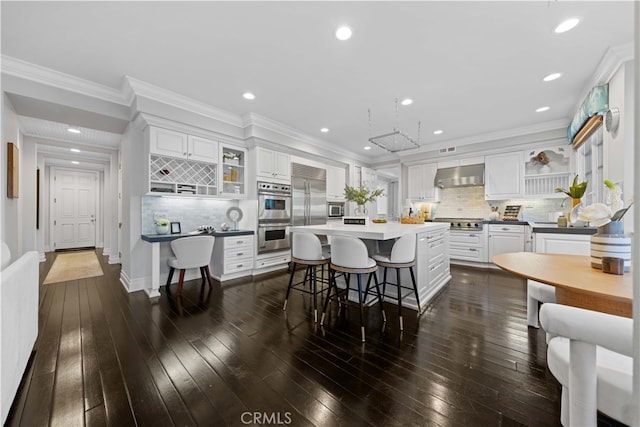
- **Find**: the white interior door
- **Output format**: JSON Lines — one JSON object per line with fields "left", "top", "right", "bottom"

{"left": 53, "top": 168, "right": 97, "bottom": 250}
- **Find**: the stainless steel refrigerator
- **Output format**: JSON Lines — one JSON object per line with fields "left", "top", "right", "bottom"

{"left": 291, "top": 163, "right": 327, "bottom": 226}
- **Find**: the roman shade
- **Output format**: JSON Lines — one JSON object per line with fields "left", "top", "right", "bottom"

{"left": 567, "top": 84, "right": 608, "bottom": 147}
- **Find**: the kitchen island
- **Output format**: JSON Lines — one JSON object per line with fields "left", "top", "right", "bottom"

{"left": 290, "top": 222, "right": 451, "bottom": 311}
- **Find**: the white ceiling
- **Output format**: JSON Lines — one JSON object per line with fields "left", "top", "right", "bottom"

{"left": 1, "top": 1, "right": 635, "bottom": 161}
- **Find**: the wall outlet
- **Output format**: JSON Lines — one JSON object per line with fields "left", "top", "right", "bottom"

{"left": 154, "top": 212, "right": 168, "bottom": 221}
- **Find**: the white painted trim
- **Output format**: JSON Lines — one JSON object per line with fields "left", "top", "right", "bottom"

{"left": 124, "top": 76, "right": 244, "bottom": 127}
{"left": 39, "top": 252, "right": 46, "bottom": 262}
{"left": 585, "top": 43, "right": 634, "bottom": 100}
{"left": 133, "top": 112, "right": 246, "bottom": 147}
{"left": 108, "top": 255, "right": 120, "bottom": 264}
{"left": 1, "top": 55, "right": 127, "bottom": 105}
{"left": 119, "top": 270, "right": 146, "bottom": 293}
{"left": 102, "top": 247, "right": 110, "bottom": 256}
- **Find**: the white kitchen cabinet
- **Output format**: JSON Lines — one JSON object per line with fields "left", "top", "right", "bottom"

{"left": 361, "top": 167, "right": 377, "bottom": 188}
{"left": 149, "top": 127, "right": 218, "bottom": 162}
{"left": 407, "top": 163, "right": 439, "bottom": 202}
{"left": 219, "top": 144, "right": 247, "bottom": 198}
{"left": 416, "top": 227, "right": 451, "bottom": 301}
{"left": 488, "top": 224, "right": 525, "bottom": 261}
{"left": 485, "top": 151, "right": 525, "bottom": 200}
{"left": 449, "top": 228, "right": 488, "bottom": 264}
{"left": 256, "top": 147, "right": 290, "bottom": 182}
{"left": 326, "top": 165, "right": 346, "bottom": 200}
{"left": 147, "top": 126, "right": 220, "bottom": 197}
{"left": 211, "top": 235, "right": 254, "bottom": 281}
{"left": 533, "top": 232, "right": 591, "bottom": 255}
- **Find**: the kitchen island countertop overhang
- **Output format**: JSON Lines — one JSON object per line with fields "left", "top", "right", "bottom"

{"left": 289, "top": 221, "right": 449, "bottom": 240}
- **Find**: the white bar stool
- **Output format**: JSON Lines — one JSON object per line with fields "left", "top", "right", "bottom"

{"left": 372, "top": 233, "right": 419, "bottom": 331}
{"left": 320, "top": 235, "right": 386, "bottom": 342}
{"left": 166, "top": 236, "right": 215, "bottom": 296}
{"left": 283, "top": 233, "right": 330, "bottom": 322}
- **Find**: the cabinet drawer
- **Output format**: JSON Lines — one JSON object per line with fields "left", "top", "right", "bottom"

{"left": 428, "top": 253, "right": 447, "bottom": 285}
{"left": 224, "top": 248, "right": 252, "bottom": 260}
{"left": 450, "top": 245, "right": 486, "bottom": 262}
{"left": 224, "top": 256, "right": 254, "bottom": 273}
{"left": 223, "top": 236, "right": 254, "bottom": 250}
{"left": 449, "top": 232, "right": 485, "bottom": 245}
{"left": 488, "top": 224, "right": 524, "bottom": 234}
{"left": 427, "top": 237, "right": 445, "bottom": 252}
{"left": 255, "top": 252, "right": 291, "bottom": 269}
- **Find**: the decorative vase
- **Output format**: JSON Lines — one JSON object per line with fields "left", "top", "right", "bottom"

{"left": 590, "top": 221, "right": 631, "bottom": 271}
{"left": 156, "top": 224, "right": 170, "bottom": 235}
{"left": 354, "top": 205, "right": 368, "bottom": 217}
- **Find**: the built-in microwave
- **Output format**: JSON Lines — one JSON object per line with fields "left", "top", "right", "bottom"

{"left": 327, "top": 202, "right": 345, "bottom": 218}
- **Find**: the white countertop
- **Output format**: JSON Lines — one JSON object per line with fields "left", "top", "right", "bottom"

{"left": 290, "top": 221, "right": 448, "bottom": 240}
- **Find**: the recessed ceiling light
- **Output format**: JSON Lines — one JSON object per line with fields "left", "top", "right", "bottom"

{"left": 536, "top": 106, "right": 550, "bottom": 112}
{"left": 335, "top": 26, "right": 352, "bottom": 41}
{"left": 400, "top": 98, "right": 413, "bottom": 106}
{"left": 242, "top": 92, "right": 255, "bottom": 100}
{"left": 433, "top": 130, "right": 443, "bottom": 135}
{"left": 71, "top": 161, "right": 79, "bottom": 165}
{"left": 363, "top": 146, "right": 371, "bottom": 150}
{"left": 70, "top": 148, "right": 81, "bottom": 153}
{"left": 554, "top": 18, "right": 581, "bottom": 34}
{"left": 67, "top": 127, "right": 81, "bottom": 134}
{"left": 320, "top": 128, "right": 329, "bottom": 133}
{"left": 543, "top": 73, "right": 562, "bottom": 82}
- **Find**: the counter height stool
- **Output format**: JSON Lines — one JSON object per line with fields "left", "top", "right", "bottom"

{"left": 166, "top": 235, "right": 215, "bottom": 296}
{"left": 371, "top": 233, "right": 419, "bottom": 331}
{"left": 320, "top": 235, "right": 386, "bottom": 342}
{"left": 283, "top": 233, "right": 330, "bottom": 322}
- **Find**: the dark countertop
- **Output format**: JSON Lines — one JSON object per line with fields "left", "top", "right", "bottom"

{"left": 142, "top": 229, "right": 254, "bottom": 243}
{"left": 529, "top": 223, "right": 598, "bottom": 235}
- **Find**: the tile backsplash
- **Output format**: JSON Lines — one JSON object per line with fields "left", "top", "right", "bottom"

{"left": 432, "top": 186, "right": 569, "bottom": 221}
{"left": 141, "top": 196, "right": 239, "bottom": 234}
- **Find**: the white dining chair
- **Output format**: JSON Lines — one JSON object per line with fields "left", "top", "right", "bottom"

{"left": 527, "top": 279, "right": 556, "bottom": 328}
{"left": 166, "top": 236, "right": 215, "bottom": 296}
{"left": 540, "top": 303, "right": 633, "bottom": 427}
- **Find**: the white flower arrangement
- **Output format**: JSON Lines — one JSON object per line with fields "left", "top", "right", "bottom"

{"left": 573, "top": 180, "right": 625, "bottom": 227}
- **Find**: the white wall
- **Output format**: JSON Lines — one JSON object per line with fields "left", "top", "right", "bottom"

{"left": 2, "top": 95, "right": 22, "bottom": 256}
{"left": 604, "top": 60, "right": 635, "bottom": 233}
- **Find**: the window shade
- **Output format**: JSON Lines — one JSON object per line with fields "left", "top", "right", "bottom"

{"left": 567, "top": 84, "right": 608, "bottom": 145}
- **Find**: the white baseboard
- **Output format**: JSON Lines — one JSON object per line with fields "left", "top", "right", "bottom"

{"left": 102, "top": 247, "right": 110, "bottom": 256}
{"left": 108, "top": 255, "right": 121, "bottom": 264}
{"left": 39, "top": 252, "right": 46, "bottom": 262}
{"left": 120, "top": 270, "right": 146, "bottom": 293}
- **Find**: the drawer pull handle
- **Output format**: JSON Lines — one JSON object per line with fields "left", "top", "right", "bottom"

{"left": 469, "top": 248, "right": 478, "bottom": 252}
{"left": 501, "top": 227, "right": 509, "bottom": 231}
{"left": 237, "top": 253, "right": 243, "bottom": 256}
{"left": 237, "top": 241, "right": 244, "bottom": 244}
{"left": 237, "top": 264, "right": 243, "bottom": 268}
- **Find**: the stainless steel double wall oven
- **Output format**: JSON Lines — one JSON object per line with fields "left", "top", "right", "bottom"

{"left": 257, "top": 181, "right": 292, "bottom": 254}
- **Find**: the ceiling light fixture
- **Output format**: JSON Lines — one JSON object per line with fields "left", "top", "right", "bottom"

{"left": 367, "top": 99, "right": 421, "bottom": 153}
{"left": 242, "top": 92, "right": 255, "bottom": 100}
{"left": 400, "top": 98, "right": 413, "bottom": 106}
{"left": 67, "top": 127, "right": 81, "bottom": 134}
{"left": 364, "top": 146, "right": 371, "bottom": 150}
{"left": 71, "top": 161, "right": 79, "bottom": 164}
{"left": 536, "top": 106, "right": 550, "bottom": 112}
{"left": 335, "top": 26, "right": 352, "bottom": 41}
{"left": 70, "top": 148, "right": 81, "bottom": 153}
{"left": 543, "top": 73, "right": 562, "bottom": 82}
{"left": 320, "top": 128, "right": 329, "bottom": 133}
{"left": 554, "top": 18, "right": 581, "bottom": 34}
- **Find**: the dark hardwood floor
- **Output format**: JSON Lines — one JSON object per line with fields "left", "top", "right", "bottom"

{"left": 7, "top": 251, "right": 566, "bottom": 426}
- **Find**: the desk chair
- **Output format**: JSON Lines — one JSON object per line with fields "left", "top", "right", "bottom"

{"left": 166, "top": 236, "right": 215, "bottom": 296}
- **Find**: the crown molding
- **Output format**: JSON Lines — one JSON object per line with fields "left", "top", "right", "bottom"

{"left": 124, "top": 76, "right": 244, "bottom": 128}
{"left": 379, "top": 118, "right": 569, "bottom": 165}
{"left": 242, "top": 112, "right": 370, "bottom": 163}
{"left": 1, "top": 55, "right": 127, "bottom": 105}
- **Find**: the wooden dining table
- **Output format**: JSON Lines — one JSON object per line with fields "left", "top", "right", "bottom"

{"left": 492, "top": 252, "right": 633, "bottom": 318}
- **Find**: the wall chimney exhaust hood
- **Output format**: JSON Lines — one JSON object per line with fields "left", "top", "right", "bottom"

{"left": 435, "top": 164, "right": 485, "bottom": 188}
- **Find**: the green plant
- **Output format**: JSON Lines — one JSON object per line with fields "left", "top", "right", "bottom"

{"left": 155, "top": 218, "right": 170, "bottom": 226}
{"left": 555, "top": 175, "right": 588, "bottom": 199}
{"left": 343, "top": 185, "right": 384, "bottom": 205}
